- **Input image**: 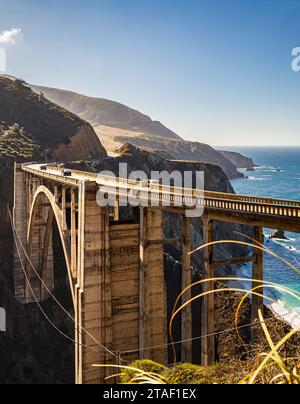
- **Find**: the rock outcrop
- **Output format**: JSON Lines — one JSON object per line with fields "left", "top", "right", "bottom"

{"left": 112, "top": 137, "right": 244, "bottom": 180}
{"left": 271, "top": 230, "right": 289, "bottom": 240}
{"left": 52, "top": 125, "right": 106, "bottom": 161}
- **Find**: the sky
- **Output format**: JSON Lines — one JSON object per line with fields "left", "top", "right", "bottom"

{"left": 0, "top": 0, "right": 300, "bottom": 146}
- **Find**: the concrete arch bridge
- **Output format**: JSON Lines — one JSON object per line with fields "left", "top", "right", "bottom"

{"left": 13, "top": 163, "right": 300, "bottom": 384}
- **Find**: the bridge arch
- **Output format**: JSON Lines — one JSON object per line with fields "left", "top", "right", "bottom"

{"left": 26, "top": 185, "right": 75, "bottom": 304}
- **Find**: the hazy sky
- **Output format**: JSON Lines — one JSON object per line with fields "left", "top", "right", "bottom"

{"left": 1, "top": 0, "right": 300, "bottom": 146}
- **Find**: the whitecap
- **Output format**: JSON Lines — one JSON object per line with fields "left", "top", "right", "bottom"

{"left": 247, "top": 176, "right": 271, "bottom": 181}
{"left": 256, "top": 165, "right": 275, "bottom": 170}
{"left": 285, "top": 246, "right": 297, "bottom": 252}
{"left": 272, "top": 238, "right": 290, "bottom": 244}
{"left": 269, "top": 301, "right": 300, "bottom": 328}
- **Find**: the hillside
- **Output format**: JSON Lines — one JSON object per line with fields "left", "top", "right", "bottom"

{"left": 30, "top": 84, "right": 180, "bottom": 140}
{"left": 0, "top": 77, "right": 107, "bottom": 161}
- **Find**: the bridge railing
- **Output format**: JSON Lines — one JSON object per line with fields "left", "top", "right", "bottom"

{"left": 201, "top": 194, "right": 300, "bottom": 218}
{"left": 99, "top": 183, "right": 300, "bottom": 217}
{"left": 22, "top": 165, "right": 81, "bottom": 186}
{"left": 202, "top": 190, "right": 300, "bottom": 208}
{"left": 70, "top": 168, "right": 300, "bottom": 208}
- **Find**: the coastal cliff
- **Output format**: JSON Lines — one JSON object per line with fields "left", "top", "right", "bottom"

{"left": 218, "top": 150, "right": 257, "bottom": 169}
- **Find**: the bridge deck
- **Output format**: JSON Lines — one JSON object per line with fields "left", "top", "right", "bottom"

{"left": 22, "top": 163, "right": 300, "bottom": 232}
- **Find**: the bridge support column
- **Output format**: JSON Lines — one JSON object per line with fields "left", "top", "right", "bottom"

{"left": 70, "top": 188, "right": 77, "bottom": 278}
{"left": 201, "top": 216, "right": 215, "bottom": 366}
{"left": 76, "top": 186, "right": 113, "bottom": 385}
{"left": 13, "top": 164, "right": 29, "bottom": 303}
{"left": 139, "top": 207, "right": 167, "bottom": 363}
{"left": 251, "top": 226, "right": 264, "bottom": 343}
{"left": 139, "top": 207, "right": 147, "bottom": 358}
{"left": 181, "top": 216, "right": 192, "bottom": 363}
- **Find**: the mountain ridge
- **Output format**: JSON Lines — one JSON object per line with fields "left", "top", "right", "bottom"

{"left": 30, "top": 84, "right": 181, "bottom": 140}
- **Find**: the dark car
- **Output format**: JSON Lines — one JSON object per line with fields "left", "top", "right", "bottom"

{"left": 62, "top": 170, "right": 72, "bottom": 177}
{"left": 40, "top": 165, "right": 47, "bottom": 171}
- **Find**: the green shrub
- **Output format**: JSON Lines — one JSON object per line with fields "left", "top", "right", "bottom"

{"left": 165, "top": 364, "right": 204, "bottom": 384}
{"left": 119, "top": 360, "right": 231, "bottom": 384}
{"left": 120, "top": 360, "right": 167, "bottom": 383}
{"left": 165, "top": 363, "right": 229, "bottom": 384}
{"left": 0, "top": 123, "right": 39, "bottom": 160}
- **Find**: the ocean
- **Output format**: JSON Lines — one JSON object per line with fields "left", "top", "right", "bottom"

{"left": 220, "top": 147, "right": 300, "bottom": 327}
